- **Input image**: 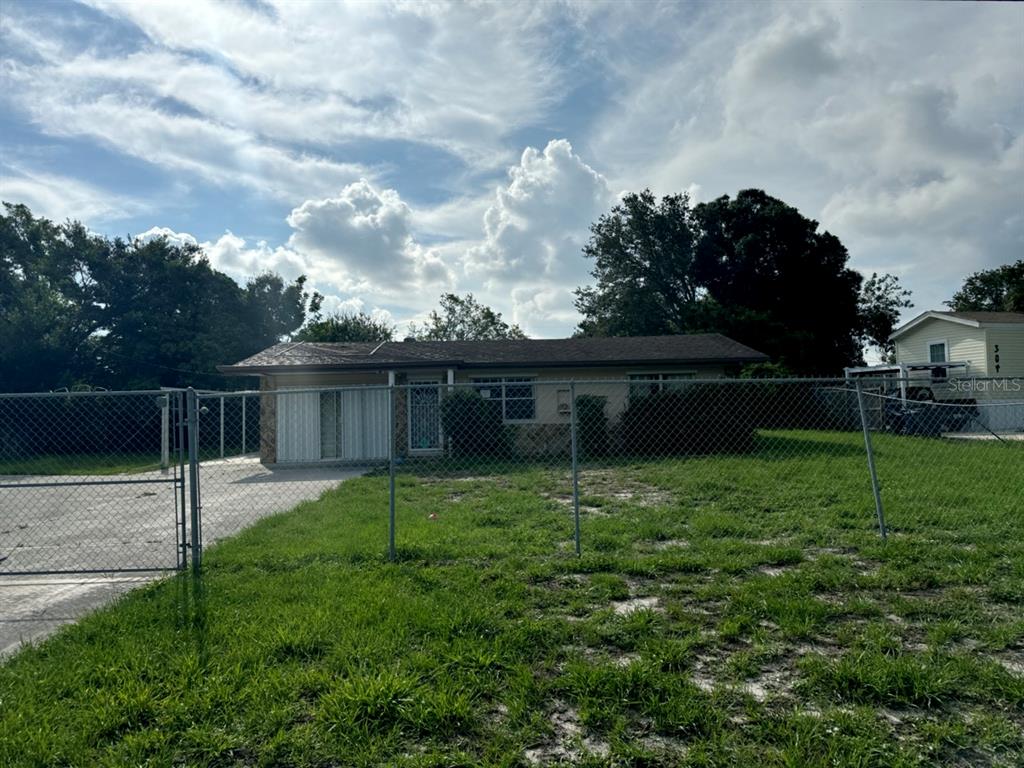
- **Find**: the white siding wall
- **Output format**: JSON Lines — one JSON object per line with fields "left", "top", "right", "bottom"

{"left": 895, "top": 318, "right": 989, "bottom": 374}
{"left": 275, "top": 391, "right": 320, "bottom": 462}
{"left": 986, "top": 329, "right": 1024, "bottom": 378}
{"left": 339, "top": 388, "right": 389, "bottom": 460}
{"left": 275, "top": 388, "right": 388, "bottom": 463}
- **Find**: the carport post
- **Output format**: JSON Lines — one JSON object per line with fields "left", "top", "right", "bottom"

{"left": 187, "top": 387, "right": 203, "bottom": 571}
{"left": 570, "top": 382, "right": 581, "bottom": 556}
{"left": 855, "top": 380, "right": 887, "bottom": 541}
{"left": 388, "top": 384, "right": 396, "bottom": 562}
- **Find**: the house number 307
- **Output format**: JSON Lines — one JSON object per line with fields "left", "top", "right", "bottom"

{"left": 993, "top": 344, "right": 1000, "bottom": 374}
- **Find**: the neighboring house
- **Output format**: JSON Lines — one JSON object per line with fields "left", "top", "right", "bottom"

{"left": 219, "top": 334, "right": 768, "bottom": 465}
{"left": 845, "top": 310, "right": 1024, "bottom": 432}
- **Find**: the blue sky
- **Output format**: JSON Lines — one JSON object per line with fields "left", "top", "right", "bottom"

{"left": 1, "top": 0, "right": 1021, "bottom": 337}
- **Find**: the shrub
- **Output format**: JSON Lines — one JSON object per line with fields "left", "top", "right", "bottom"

{"left": 618, "top": 385, "right": 755, "bottom": 456}
{"left": 440, "top": 389, "right": 510, "bottom": 457}
{"left": 574, "top": 394, "right": 609, "bottom": 458}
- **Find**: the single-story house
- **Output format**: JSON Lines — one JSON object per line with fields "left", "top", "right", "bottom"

{"left": 845, "top": 310, "right": 1024, "bottom": 432}
{"left": 219, "top": 334, "right": 768, "bottom": 465}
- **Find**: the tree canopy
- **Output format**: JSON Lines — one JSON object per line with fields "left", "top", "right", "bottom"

{"left": 0, "top": 203, "right": 320, "bottom": 392}
{"left": 946, "top": 260, "right": 1023, "bottom": 313}
{"left": 410, "top": 293, "right": 527, "bottom": 341}
{"left": 293, "top": 311, "right": 394, "bottom": 343}
{"left": 575, "top": 189, "right": 912, "bottom": 374}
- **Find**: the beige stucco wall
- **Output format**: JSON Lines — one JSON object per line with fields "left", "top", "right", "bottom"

{"left": 257, "top": 363, "right": 733, "bottom": 461}
{"left": 264, "top": 363, "right": 727, "bottom": 425}
{"left": 895, "top": 318, "right": 989, "bottom": 374}
{"left": 462, "top": 364, "right": 727, "bottom": 424}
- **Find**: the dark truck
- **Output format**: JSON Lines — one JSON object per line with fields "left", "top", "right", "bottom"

{"left": 883, "top": 389, "right": 980, "bottom": 436}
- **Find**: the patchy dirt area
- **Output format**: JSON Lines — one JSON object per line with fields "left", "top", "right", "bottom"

{"left": 541, "top": 492, "right": 607, "bottom": 516}
{"left": 523, "top": 701, "right": 609, "bottom": 766}
{"left": 578, "top": 470, "right": 675, "bottom": 507}
{"left": 612, "top": 596, "right": 661, "bottom": 615}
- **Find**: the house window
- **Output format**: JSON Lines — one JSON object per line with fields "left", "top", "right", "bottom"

{"left": 928, "top": 342, "right": 947, "bottom": 363}
{"left": 628, "top": 372, "right": 696, "bottom": 399}
{"left": 473, "top": 377, "right": 536, "bottom": 421}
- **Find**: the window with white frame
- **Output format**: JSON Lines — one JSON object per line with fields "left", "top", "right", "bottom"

{"left": 472, "top": 376, "right": 536, "bottom": 421}
{"left": 628, "top": 372, "right": 696, "bottom": 400}
{"left": 928, "top": 342, "right": 947, "bottom": 363}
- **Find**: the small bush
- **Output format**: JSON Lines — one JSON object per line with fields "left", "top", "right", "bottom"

{"left": 440, "top": 389, "right": 510, "bottom": 457}
{"left": 574, "top": 394, "right": 609, "bottom": 458}
{"left": 618, "top": 385, "right": 755, "bottom": 456}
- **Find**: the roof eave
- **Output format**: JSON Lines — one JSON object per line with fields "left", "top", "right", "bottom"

{"left": 218, "top": 354, "right": 768, "bottom": 377}
{"left": 889, "top": 311, "right": 981, "bottom": 340}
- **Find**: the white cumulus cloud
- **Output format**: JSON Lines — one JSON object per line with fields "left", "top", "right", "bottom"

{"left": 285, "top": 180, "right": 453, "bottom": 291}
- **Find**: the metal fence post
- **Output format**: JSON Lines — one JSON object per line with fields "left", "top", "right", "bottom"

{"left": 219, "top": 395, "right": 225, "bottom": 459}
{"left": 160, "top": 393, "right": 170, "bottom": 474}
{"left": 388, "top": 384, "right": 397, "bottom": 563}
{"left": 855, "top": 380, "right": 888, "bottom": 541}
{"left": 241, "top": 394, "right": 246, "bottom": 455}
{"left": 570, "top": 382, "right": 581, "bottom": 556}
{"left": 177, "top": 391, "right": 188, "bottom": 569}
{"left": 186, "top": 387, "right": 203, "bottom": 572}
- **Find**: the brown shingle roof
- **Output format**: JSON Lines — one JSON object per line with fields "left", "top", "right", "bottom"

{"left": 936, "top": 311, "right": 1024, "bottom": 324}
{"left": 219, "top": 334, "right": 768, "bottom": 374}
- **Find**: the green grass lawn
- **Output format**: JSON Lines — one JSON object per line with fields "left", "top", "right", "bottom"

{"left": 0, "top": 452, "right": 163, "bottom": 476}
{"left": 2, "top": 430, "right": 1022, "bottom": 766}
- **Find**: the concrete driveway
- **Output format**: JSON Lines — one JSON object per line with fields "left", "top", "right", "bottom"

{"left": 1, "top": 457, "right": 368, "bottom": 657}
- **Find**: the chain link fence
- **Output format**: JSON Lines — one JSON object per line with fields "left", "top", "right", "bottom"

{"left": 3, "top": 378, "right": 1021, "bottom": 574}
{"left": 0, "top": 390, "right": 188, "bottom": 574}
{"left": 186, "top": 377, "right": 1022, "bottom": 569}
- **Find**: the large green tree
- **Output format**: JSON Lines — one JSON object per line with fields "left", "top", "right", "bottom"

{"left": 575, "top": 191, "right": 700, "bottom": 338}
{"left": 859, "top": 273, "right": 913, "bottom": 361}
{"left": 946, "top": 261, "right": 1024, "bottom": 313}
{"left": 575, "top": 189, "right": 911, "bottom": 374}
{"left": 411, "top": 293, "right": 527, "bottom": 341}
{"left": 0, "top": 206, "right": 101, "bottom": 391}
{"left": 293, "top": 311, "right": 394, "bottom": 343}
{"left": 0, "top": 204, "right": 319, "bottom": 391}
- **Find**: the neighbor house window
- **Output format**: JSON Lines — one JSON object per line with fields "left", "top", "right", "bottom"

{"left": 628, "top": 372, "right": 696, "bottom": 400}
{"left": 473, "top": 377, "right": 535, "bottom": 421}
{"left": 928, "top": 342, "right": 947, "bottom": 363}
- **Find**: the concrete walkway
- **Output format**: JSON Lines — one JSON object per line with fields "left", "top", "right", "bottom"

{"left": 1, "top": 458, "right": 368, "bottom": 658}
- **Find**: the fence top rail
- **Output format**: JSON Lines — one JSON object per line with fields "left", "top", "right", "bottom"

{"left": 193, "top": 375, "right": 1023, "bottom": 398}
{"left": 9, "top": 375, "right": 1019, "bottom": 400}
{"left": 0, "top": 389, "right": 186, "bottom": 399}
{"left": 195, "top": 378, "right": 1024, "bottom": 399}
{"left": 862, "top": 390, "right": 1024, "bottom": 408}
{"left": 205, "top": 380, "right": 866, "bottom": 399}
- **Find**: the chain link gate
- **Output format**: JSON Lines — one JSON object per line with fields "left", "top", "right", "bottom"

{"left": 0, "top": 390, "right": 191, "bottom": 575}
